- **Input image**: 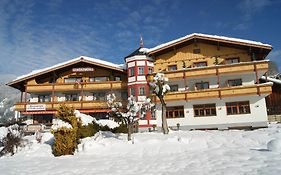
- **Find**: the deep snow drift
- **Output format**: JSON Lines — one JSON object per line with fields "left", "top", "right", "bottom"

{"left": 1, "top": 123, "right": 281, "bottom": 175}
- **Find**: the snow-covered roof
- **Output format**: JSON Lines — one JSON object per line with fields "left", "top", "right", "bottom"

{"left": 261, "top": 76, "right": 281, "bottom": 85}
{"left": 145, "top": 33, "right": 272, "bottom": 54}
{"left": 8, "top": 56, "right": 125, "bottom": 85}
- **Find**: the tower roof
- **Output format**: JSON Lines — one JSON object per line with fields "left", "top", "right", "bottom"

{"left": 124, "top": 47, "right": 146, "bottom": 59}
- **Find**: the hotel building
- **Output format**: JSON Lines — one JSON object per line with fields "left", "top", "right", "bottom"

{"left": 7, "top": 33, "right": 273, "bottom": 130}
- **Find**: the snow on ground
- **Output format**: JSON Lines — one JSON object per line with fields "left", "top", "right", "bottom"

{"left": 96, "top": 119, "right": 119, "bottom": 129}
{"left": 1, "top": 124, "right": 281, "bottom": 175}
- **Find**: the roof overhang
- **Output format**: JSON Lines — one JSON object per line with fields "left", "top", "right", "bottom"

{"left": 147, "top": 33, "right": 272, "bottom": 56}
{"left": 7, "top": 56, "right": 126, "bottom": 91}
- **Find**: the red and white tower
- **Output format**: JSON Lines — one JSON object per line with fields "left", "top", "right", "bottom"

{"left": 124, "top": 36, "right": 156, "bottom": 130}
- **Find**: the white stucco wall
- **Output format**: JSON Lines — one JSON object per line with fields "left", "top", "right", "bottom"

{"left": 155, "top": 95, "right": 268, "bottom": 129}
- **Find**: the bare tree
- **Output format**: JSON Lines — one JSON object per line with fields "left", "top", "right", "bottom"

{"left": 149, "top": 73, "right": 170, "bottom": 134}
{"left": 106, "top": 94, "right": 154, "bottom": 141}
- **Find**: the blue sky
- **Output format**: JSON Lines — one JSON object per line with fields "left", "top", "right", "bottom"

{"left": 0, "top": 0, "right": 281, "bottom": 80}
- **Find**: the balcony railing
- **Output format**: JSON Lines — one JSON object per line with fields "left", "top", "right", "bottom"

{"left": 151, "top": 83, "right": 272, "bottom": 102}
{"left": 26, "top": 81, "right": 127, "bottom": 93}
{"left": 15, "top": 100, "right": 127, "bottom": 112}
{"left": 147, "top": 61, "right": 269, "bottom": 81}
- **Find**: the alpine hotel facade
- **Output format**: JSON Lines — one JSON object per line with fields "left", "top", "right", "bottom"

{"left": 7, "top": 33, "right": 273, "bottom": 130}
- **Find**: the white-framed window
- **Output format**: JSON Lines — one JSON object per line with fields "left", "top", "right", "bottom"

{"left": 170, "top": 85, "right": 178, "bottom": 92}
{"left": 64, "top": 77, "right": 82, "bottom": 83}
{"left": 139, "top": 87, "right": 145, "bottom": 95}
{"left": 38, "top": 95, "right": 51, "bottom": 102}
{"left": 138, "top": 67, "right": 145, "bottom": 75}
{"left": 130, "top": 88, "right": 135, "bottom": 96}
{"left": 93, "top": 92, "right": 106, "bottom": 101}
{"left": 65, "top": 94, "right": 79, "bottom": 101}
{"left": 129, "top": 68, "right": 135, "bottom": 76}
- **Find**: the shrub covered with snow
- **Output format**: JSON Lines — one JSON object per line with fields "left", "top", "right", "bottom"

{"left": 0, "top": 124, "right": 24, "bottom": 157}
{"left": 51, "top": 105, "right": 80, "bottom": 156}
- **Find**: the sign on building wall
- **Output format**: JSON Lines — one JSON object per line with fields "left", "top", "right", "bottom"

{"left": 26, "top": 104, "right": 46, "bottom": 111}
{"left": 72, "top": 67, "right": 94, "bottom": 72}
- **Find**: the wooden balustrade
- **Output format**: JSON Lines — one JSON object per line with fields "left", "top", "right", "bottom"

{"left": 151, "top": 83, "right": 272, "bottom": 102}
{"left": 26, "top": 81, "right": 127, "bottom": 92}
{"left": 15, "top": 100, "right": 127, "bottom": 112}
{"left": 147, "top": 61, "right": 269, "bottom": 80}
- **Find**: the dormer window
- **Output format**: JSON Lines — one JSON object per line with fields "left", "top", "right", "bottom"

{"left": 194, "top": 62, "right": 207, "bottom": 68}
{"left": 168, "top": 65, "right": 177, "bottom": 71}
{"left": 225, "top": 57, "right": 240, "bottom": 64}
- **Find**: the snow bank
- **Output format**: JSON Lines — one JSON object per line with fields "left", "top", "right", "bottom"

{"left": 267, "top": 139, "right": 281, "bottom": 152}
{"left": 74, "top": 110, "right": 94, "bottom": 126}
{"left": 96, "top": 119, "right": 119, "bottom": 129}
{"left": 0, "top": 127, "right": 8, "bottom": 141}
{"left": 1, "top": 124, "right": 281, "bottom": 175}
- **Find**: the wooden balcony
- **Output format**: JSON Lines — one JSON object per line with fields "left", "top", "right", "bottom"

{"left": 152, "top": 83, "right": 272, "bottom": 102}
{"left": 15, "top": 100, "right": 127, "bottom": 112}
{"left": 26, "top": 81, "right": 127, "bottom": 93}
{"left": 147, "top": 61, "right": 269, "bottom": 80}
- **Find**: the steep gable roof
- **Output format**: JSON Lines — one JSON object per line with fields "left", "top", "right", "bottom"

{"left": 7, "top": 56, "right": 125, "bottom": 87}
{"left": 145, "top": 33, "right": 272, "bottom": 55}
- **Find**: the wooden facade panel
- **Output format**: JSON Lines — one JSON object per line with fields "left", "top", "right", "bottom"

{"left": 220, "top": 87, "right": 257, "bottom": 97}
{"left": 154, "top": 42, "right": 252, "bottom": 72}
{"left": 164, "top": 93, "right": 185, "bottom": 101}
{"left": 26, "top": 82, "right": 127, "bottom": 93}
{"left": 186, "top": 69, "right": 216, "bottom": 77}
{"left": 158, "top": 84, "right": 272, "bottom": 102}
{"left": 186, "top": 90, "right": 219, "bottom": 99}
{"left": 219, "top": 64, "right": 254, "bottom": 74}
{"left": 166, "top": 72, "right": 184, "bottom": 79}
{"left": 256, "top": 62, "right": 269, "bottom": 69}
{"left": 15, "top": 100, "right": 116, "bottom": 112}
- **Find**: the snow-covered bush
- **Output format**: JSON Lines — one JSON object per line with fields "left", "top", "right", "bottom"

{"left": 0, "top": 124, "right": 24, "bottom": 157}
{"left": 51, "top": 105, "right": 80, "bottom": 156}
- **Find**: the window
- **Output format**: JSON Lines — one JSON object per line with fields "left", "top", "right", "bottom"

{"left": 64, "top": 77, "right": 82, "bottom": 83}
{"left": 91, "top": 77, "right": 108, "bottom": 82}
{"left": 130, "top": 88, "right": 135, "bottom": 96}
{"left": 225, "top": 57, "right": 240, "bottom": 64}
{"left": 168, "top": 65, "right": 177, "bottom": 71}
{"left": 38, "top": 95, "right": 51, "bottom": 102}
{"left": 228, "top": 79, "right": 242, "bottom": 87}
{"left": 121, "top": 91, "right": 128, "bottom": 100}
{"left": 129, "top": 68, "right": 135, "bottom": 76}
{"left": 114, "top": 76, "right": 121, "bottom": 81}
{"left": 195, "top": 81, "right": 209, "bottom": 90}
{"left": 148, "top": 67, "right": 153, "bottom": 74}
{"left": 170, "top": 85, "right": 178, "bottom": 92}
{"left": 226, "top": 101, "right": 250, "bottom": 115}
{"left": 193, "top": 48, "right": 201, "bottom": 54}
{"left": 93, "top": 92, "right": 106, "bottom": 101}
{"left": 65, "top": 94, "right": 78, "bottom": 101}
{"left": 139, "top": 87, "right": 145, "bottom": 95}
{"left": 166, "top": 106, "right": 184, "bottom": 118}
{"left": 194, "top": 62, "right": 207, "bottom": 67}
{"left": 194, "top": 104, "right": 216, "bottom": 117}
{"left": 138, "top": 67, "right": 145, "bottom": 75}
